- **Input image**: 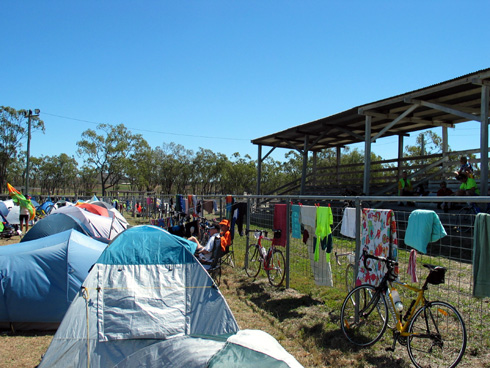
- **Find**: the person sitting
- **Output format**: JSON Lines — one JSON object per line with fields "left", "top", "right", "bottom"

{"left": 189, "top": 223, "right": 221, "bottom": 269}
{"left": 218, "top": 219, "right": 232, "bottom": 253}
{"left": 454, "top": 156, "right": 474, "bottom": 179}
{"left": 398, "top": 171, "right": 414, "bottom": 206}
{"left": 455, "top": 173, "right": 479, "bottom": 196}
{"left": 437, "top": 181, "right": 454, "bottom": 212}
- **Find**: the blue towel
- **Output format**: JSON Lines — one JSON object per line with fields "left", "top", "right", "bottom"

{"left": 404, "top": 210, "right": 447, "bottom": 253}
{"left": 291, "top": 205, "right": 301, "bottom": 239}
{"left": 473, "top": 213, "right": 490, "bottom": 298}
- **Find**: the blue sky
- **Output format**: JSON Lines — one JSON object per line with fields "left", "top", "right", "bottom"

{"left": 2, "top": 1, "right": 489, "bottom": 163}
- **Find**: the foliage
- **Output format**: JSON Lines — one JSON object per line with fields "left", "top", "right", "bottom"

{"left": 76, "top": 124, "right": 147, "bottom": 196}
{"left": 0, "top": 106, "right": 45, "bottom": 192}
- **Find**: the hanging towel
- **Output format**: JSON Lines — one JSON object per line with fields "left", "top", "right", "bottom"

{"left": 272, "top": 204, "right": 287, "bottom": 246}
{"left": 315, "top": 206, "right": 333, "bottom": 262}
{"left": 407, "top": 249, "right": 418, "bottom": 283}
{"left": 340, "top": 207, "right": 357, "bottom": 238}
{"left": 300, "top": 205, "right": 316, "bottom": 229}
{"left": 225, "top": 195, "right": 234, "bottom": 220}
{"left": 357, "top": 209, "right": 398, "bottom": 287}
{"left": 404, "top": 210, "right": 447, "bottom": 254}
{"left": 473, "top": 213, "right": 490, "bottom": 298}
{"left": 291, "top": 204, "right": 301, "bottom": 239}
{"left": 203, "top": 200, "right": 214, "bottom": 214}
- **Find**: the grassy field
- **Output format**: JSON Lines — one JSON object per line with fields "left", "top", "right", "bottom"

{"left": 0, "top": 216, "right": 487, "bottom": 367}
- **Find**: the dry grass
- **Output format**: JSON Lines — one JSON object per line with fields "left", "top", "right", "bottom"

{"left": 0, "top": 222, "right": 486, "bottom": 367}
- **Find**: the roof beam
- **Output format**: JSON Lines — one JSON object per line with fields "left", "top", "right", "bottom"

{"left": 405, "top": 98, "right": 481, "bottom": 122}
{"left": 371, "top": 103, "right": 420, "bottom": 142}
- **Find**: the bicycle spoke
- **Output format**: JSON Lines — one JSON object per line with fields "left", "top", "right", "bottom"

{"left": 340, "top": 284, "right": 388, "bottom": 347}
{"left": 408, "top": 301, "right": 467, "bottom": 368}
{"left": 245, "top": 244, "right": 261, "bottom": 278}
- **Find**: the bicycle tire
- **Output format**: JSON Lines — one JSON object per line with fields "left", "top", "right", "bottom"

{"left": 407, "top": 301, "right": 467, "bottom": 368}
{"left": 456, "top": 206, "right": 474, "bottom": 234}
{"left": 340, "top": 284, "right": 389, "bottom": 347}
{"left": 267, "top": 249, "right": 285, "bottom": 287}
{"left": 345, "top": 263, "right": 355, "bottom": 292}
{"left": 245, "top": 244, "right": 261, "bottom": 278}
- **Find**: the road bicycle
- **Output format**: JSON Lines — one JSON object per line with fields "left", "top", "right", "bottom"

{"left": 245, "top": 229, "right": 285, "bottom": 287}
{"left": 340, "top": 250, "right": 466, "bottom": 368}
{"left": 335, "top": 251, "right": 356, "bottom": 292}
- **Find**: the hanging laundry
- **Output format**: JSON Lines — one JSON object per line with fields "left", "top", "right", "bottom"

{"left": 291, "top": 204, "right": 301, "bottom": 239}
{"left": 357, "top": 209, "right": 398, "bottom": 287}
{"left": 231, "top": 202, "right": 248, "bottom": 236}
{"left": 315, "top": 206, "right": 333, "bottom": 262}
{"left": 404, "top": 210, "right": 447, "bottom": 254}
{"left": 225, "top": 195, "right": 234, "bottom": 220}
{"left": 203, "top": 200, "right": 214, "bottom": 214}
{"left": 407, "top": 249, "right": 418, "bottom": 283}
{"left": 300, "top": 205, "right": 316, "bottom": 229}
{"left": 340, "top": 207, "right": 357, "bottom": 238}
{"left": 473, "top": 213, "right": 490, "bottom": 298}
{"left": 272, "top": 204, "right": 287, "bottom": 247}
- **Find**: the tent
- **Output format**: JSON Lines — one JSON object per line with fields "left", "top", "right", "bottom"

{"left": 0, "top": 229, "right": 107, "bottom": 330}
{"left": 38, "top": 200, "right": 55, "bottom": 215}
{"left": 22, "top": 206, "right": 127, "bottom": 243}
{"left": 39, "top": 226, "right": 303, "bottom": 368}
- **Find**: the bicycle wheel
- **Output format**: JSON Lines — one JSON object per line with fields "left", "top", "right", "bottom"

{"left": 345, "top": 263, "right": 355, "bottom": 292}
{"left": 267, "top": 249, "right": 285, "bottom": 287}
{"left": 456, "top": 206, "right": 474, "bottom": 234}
{"left": 245, "top": 244, "right": 261, "bottom": 278}
{"left": 407, "top": 301, "right": 467, "bottom": 368}
{"left": 340, "top": 284, "right": 389, "bottom": 347}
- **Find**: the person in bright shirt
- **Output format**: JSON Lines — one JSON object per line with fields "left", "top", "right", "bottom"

{"left": 455, "top": 173, "right": 479, "bottom": 196}
{"left": 218, "top": 219, "right": 232, "bottom": 252}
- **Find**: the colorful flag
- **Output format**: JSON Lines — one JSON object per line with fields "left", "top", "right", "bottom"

{"left": 7, "top": 183, "right": 35, "bottom": 221}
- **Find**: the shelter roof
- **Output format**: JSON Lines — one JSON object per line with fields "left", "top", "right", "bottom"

{"left": 252, "top": 68, "right": 490, "bottom": 152}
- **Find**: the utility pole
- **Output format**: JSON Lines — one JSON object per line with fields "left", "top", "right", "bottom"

{"left": 24, "top": 109, "right": 40, "bottom": 195}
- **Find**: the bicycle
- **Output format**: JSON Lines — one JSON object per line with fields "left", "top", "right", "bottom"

{"left": 245, "top": 229, "right": 286, "bottom": 287}
{"left": 340, "top": 250, "right": 466, "bottom": 368}
{"left": 335, "top": 251, "right": 356, "bottom": 292}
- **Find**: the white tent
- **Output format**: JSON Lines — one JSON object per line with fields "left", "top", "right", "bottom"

{"left": 39, "top": 226, "right": 302, "bottom": 368}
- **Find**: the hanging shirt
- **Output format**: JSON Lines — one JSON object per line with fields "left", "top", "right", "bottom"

{"left": 340, "top": 207, "right": 356, "bottom": 238}
{"left": 315, "top": 206, "right": 333, "bottom": 262}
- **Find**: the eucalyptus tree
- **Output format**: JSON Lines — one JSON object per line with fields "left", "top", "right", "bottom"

{"left": 192, "top": 148, "right": 226, "bottom": 194}
{"left": 77, "top": 123, "right": 147, "bottom": 197}
{"left": 33, "top": 154, "right": 78, "bottom": 195}
{"left": 0, "top": 106, "right": 45, "bottom": 192}
{"left": 156, "top": 143, "right": 194, "bottom": 195}
{"left": 221, "top": 152, "right": 256, "bottom": 194}
{"left": 125, "top": 141, "right": 156, "bottom": 192}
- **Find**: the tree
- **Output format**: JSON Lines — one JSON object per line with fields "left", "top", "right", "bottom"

{"left": 0, "top": 106, "right": 45, "bottom": 192}
{"left": 77, "top": 124, "right": 147, "bottom": 197}
{"left": 221, "top": 153, "right": 256, "bottom": 194}
{"left": 155, "top": 143, "right": 194, "bottom": 195}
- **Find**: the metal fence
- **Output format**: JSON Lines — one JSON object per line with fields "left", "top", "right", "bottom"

{"left": 111, "top": 193, "right": 489, "bottom": 355}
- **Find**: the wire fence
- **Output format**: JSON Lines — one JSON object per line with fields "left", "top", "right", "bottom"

{"left": 110, "top": 193, "right": 490, "bottom": 355}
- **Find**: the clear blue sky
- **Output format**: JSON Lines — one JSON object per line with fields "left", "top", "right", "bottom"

{"left": 2, "top": 1, "right": 489, "bottom": 163}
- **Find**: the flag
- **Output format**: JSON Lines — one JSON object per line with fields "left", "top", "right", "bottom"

{"left": 7, "top": 183, "right": 35, "bottom": 221}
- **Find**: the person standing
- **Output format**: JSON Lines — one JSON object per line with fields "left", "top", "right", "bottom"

{"left": 19, "top": 195, "right": 31, "bottom": 234}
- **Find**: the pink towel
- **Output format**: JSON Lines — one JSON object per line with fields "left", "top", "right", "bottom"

{"left": 407, "top": 249, "right": 418, "bottom": 282}
{"left": 272, "top": 204, "right": 287, "bottom": 246}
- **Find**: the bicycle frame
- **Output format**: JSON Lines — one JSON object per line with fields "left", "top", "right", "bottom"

{"left": 255, "top": 231, "right": 275, "bottom": 271}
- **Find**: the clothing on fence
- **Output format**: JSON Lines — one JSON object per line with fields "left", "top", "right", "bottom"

{"left": 340, "top": 207, "right": 356, "bottom": 239}
{"left": 291, "top": 204, "right": 302, "bottom": 239}
{"left": 357, "top": 208, "right": 398, "bottom": 287}
{"left": 315, "top": 206, "right": 333, "bottom": 262}
{"left": 407, "top": 249, "right": 418, "bottom": 283}
{"left": 203, "top": 200, "right": 214, "bottom": 214}
{"left": 225, "top": 195, "right": 234, "bottom": 220}
{"left": 473, "top": 213, "right": 490, "bottom": 298}
{"left": 300, "top": 205, "right": 316, "bottom": 229}
{"left": 231, "top": 202, "right": 248, "bottom": 237}
{"left": 404, "top": 209, "right": 447, "bottom": 254}
{"left": 272, "top": 204, "right": 287, "bottom": 247}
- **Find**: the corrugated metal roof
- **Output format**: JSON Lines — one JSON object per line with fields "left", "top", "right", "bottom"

{"left": 252, "top": 68, "right": 490, "bottom": 152}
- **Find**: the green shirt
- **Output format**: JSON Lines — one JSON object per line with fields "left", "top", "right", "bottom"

{"left": 460, "top": 177, "right": 480, "bottom": 195}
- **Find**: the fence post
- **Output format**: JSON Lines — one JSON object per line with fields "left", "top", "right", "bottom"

{"left": 245, "top": 196, "right": 251, "bottom": 270}
{"left": 354, "top": 197, "right": 362, "bottom": 286}
{"left": 286, "top": 201, "right": 291, "bottom": 289}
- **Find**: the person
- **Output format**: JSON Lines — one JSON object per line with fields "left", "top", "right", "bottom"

{"left": 18, "top": 195, "right": 31, "bottom": 235}
{"left": 436, "top": 181, "right": 453, "bottom": 212}
{"left": 398, "top": 171, "right": 413, "bottom": 196}
{"left": 218, "top": 219, "right": 232, "bottom": 253}
{"left": 189, "top": 223, "right": 221, "bottom": 269}
{"left": 454, "top": 156, "right": 474, "bottom": 179}
{"left": 455, "top": 173, "right": 479, "bottom": 196}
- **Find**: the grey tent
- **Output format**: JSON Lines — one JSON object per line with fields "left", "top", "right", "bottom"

{"left": 39, "top": 225, "right": 302, "bottom": 368}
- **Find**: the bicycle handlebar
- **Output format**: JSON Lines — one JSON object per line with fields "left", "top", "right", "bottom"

{"left": 362, "top": 250, "right": 398, "bottom": 271}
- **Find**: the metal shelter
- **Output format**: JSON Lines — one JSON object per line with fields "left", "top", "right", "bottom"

{"left": 252, "top": 68, "right": 490, "bottom": 196}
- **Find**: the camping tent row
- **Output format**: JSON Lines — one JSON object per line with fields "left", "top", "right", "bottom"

{"left": 39, "top": 226, "right": 303, "bottom": 368}
{"left": 21, "top": 203, "right": 127, "bottom": 244}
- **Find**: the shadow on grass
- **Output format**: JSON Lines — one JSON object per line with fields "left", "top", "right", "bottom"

{"left": 253, "top": 295, "right": 323, "bottom": 321}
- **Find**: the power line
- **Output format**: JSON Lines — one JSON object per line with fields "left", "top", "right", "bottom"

{"left": 41, "top": 111, "right": 249, "bottom": 141}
